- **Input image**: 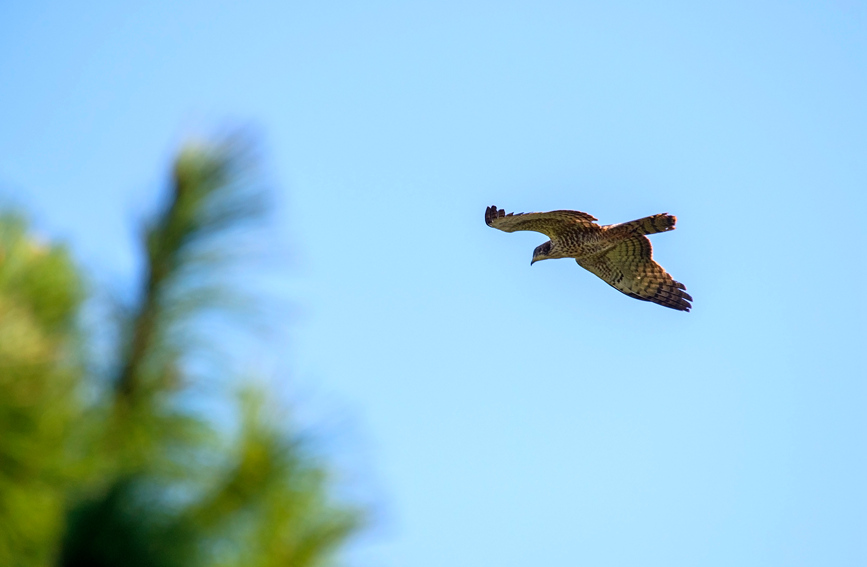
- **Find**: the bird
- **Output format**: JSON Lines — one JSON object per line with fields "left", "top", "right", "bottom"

{"left": 485, "top": 205, "right": 692, "bottom": 311}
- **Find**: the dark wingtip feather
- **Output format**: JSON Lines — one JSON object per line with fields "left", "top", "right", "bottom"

{"left": 485, "top": 205, "right": 496, "bottom": 226}
{"left": 660, "top": 214, "right": 676, "bottom": 232}
{"left": 485, "top": 205, "right": 509, "bottom": 227}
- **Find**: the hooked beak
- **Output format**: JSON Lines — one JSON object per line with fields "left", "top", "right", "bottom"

{"left": 530, "top": 258, "right": 537, "bottom": 266}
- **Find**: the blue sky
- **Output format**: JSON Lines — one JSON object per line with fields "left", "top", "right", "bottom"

{"left": 2, "top": 1, "right": 865, "bottom": 565}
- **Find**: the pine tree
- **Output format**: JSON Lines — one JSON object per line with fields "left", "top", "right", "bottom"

{"left": 0, "top": 140, "right": 363, "bottom": 567}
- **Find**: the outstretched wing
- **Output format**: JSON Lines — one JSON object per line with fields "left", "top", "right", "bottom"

{"left": 577, "top": 236, "right": 692, "bottom": 311}
{"left": 485, "top": 205, "right": 599, "bottom": 239}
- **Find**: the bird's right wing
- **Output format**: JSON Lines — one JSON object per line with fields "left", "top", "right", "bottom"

{"left": 485, "top": 205, "right": 599, "bottom": 239}
{"left": 577, "top": 236, "right": 692, "bottom": 311}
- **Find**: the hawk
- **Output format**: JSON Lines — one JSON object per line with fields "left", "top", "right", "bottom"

{"left": 485, "top": 205, "right": 692, "bottom": 311}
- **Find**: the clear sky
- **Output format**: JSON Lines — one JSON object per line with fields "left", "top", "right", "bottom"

{"left": 2, "top": 1, "right": 865, "bottom": 565}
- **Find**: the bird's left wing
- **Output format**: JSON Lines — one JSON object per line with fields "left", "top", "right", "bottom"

{"left": 485, "top": 205, "right": 599, "bottom": 239}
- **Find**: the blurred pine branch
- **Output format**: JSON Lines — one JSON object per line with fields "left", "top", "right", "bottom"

{"left": 0, "top": 139, "right": 363, "bottom": 567}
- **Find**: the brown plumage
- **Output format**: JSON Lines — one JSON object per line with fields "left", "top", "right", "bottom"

{"left": 485, "top": 205, "right": 692, "bottom": 311}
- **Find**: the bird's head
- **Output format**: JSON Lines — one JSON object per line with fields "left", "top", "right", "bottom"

{"left": 531, "top": 241, "right": 553, "bottom": 265}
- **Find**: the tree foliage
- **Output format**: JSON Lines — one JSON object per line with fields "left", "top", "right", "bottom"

{"left": 0, "top": 141, "right": 362, "bottom": 567}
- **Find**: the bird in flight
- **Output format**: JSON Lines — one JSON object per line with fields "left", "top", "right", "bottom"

{"left": 485, "top": 205, "right": 692, "bottom": 311}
